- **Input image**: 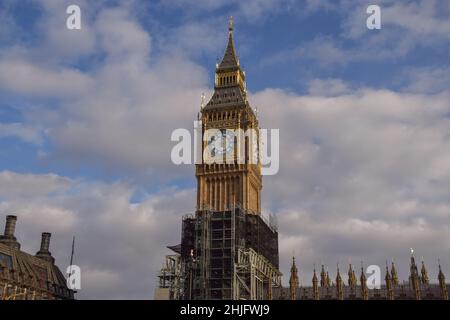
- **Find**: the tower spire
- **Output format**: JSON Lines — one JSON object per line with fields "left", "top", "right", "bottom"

{"left": 326, "top": 268, "right": 331, "bottom": 287}
{"left": 421, "top": 258, "right": 429, "bottom": 286}
{"left": 385, "top": 261, "right": 394, "bottom": 300}
{"left": 409, "top": 249, "right": 421, "bottom": 300}
{"left": 348, "top": 263, "right": 357, "bottom": 287}
{"left": 335, "top": 264, "right": 344, "bottom": 300}
{"left": 312, "top": 265, "right": 319, "bottom": 300}
{"left": 320, "top": 264, "right": 327, "bottom": 287}
{"left": 391, "top": 258, "right": 399, "bottom": 285}
{"left": 217, "top": 17, "right": 240, "bottom": 71}
{"left": 438, "top": 259, "right": 448, "bottom": 300}
{"left": 289, "top": 256, "right": 299, "bottom": 300}
{"left": 360, "top": 262, "right": 369, "bottom": 300}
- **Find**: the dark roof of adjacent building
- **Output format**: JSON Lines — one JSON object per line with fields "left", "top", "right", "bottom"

{"left": 0, "top": 215, "right": 75, "bottom": 299}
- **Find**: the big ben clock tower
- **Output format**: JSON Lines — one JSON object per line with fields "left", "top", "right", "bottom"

{"left": 177, "top": 18, "right": 280, "bottom": 301}
{"left": 196, "top": 17, "right": 262, "bottom": 214}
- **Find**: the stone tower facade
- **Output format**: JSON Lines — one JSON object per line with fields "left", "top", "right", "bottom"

{"left": 196, "top": 17, "right": 262, "bottom": 214}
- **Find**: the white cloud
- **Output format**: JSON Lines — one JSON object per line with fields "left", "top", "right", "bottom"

{"left": 0, "top": 4, "right": 210, "bottom": 180}
{"left": 401, "top": 67, "right": 450, "bottom": 94}
{"left": 0, "top": 123, "right": 43, "bottom": 145}
{"left": 308, "top": 78, "right": 351, "bottom": 96}
{"left": 0, "top": 170, "right": 195, "bottom": 299}
{"left": 0, "top": 170, "right": 72, "bottom": 199}
{"left": 252, "top": 87, "right": 450, "bottom": 285}
{"left": 0, "top": 59, "right": 94, "bottom": 97}
{"left": 262, "top": 1, "right": 450, "bottom": 69}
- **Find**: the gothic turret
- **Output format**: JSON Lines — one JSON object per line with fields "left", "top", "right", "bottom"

{"left": 320, "top": 265, "right": 327, "bottom": 288}
{"left": 409, "top": 250, "right": 421, "bottom": 300}
{"left": 289, "top": 257, "right": 299, "bottom": 300}
{"left": 336, "top": 265, "right": 344, "bottom": 300}
{"left": 385, "top": 262, "right": 394, "bottom": 300}
{"left": 312, "top": 266, "right": 319, "bottom": 300}
{"left": 391, "top": 259, "right": 399, "bottom": 286}
{"left": 360, "top": 265, "right": 369, "bottom": 300}
{"left": 438, "top": 261, "right": 448, "bottom": 300}
{"left": 421, "top": 259, "right": 429, "bottom": 286}
{"left": 348, "top": 263, "right": 357, "bottom": 288}
{"left": 326, "top": 269, "right": 331, "bottom": 287}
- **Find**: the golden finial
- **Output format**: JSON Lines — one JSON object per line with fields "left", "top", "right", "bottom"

{"left": 229, "top": 16, "right": 233, "bottom": 33}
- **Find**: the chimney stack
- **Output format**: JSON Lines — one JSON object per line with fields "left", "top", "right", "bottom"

{"left": 41, "top": 232, "right": 51, "bottom": 251}
{"left": 4, "top": 215, "right": 17, "bottom": 237}
{"left": 0, "top": 215, "right": 21, "bottom": 250}
{"left": 36, "top": 232, "right": 54, "bottom": 263}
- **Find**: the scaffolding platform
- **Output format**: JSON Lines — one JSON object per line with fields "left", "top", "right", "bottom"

{"left": 178, "top": 205, "right": 281, "bottom": 300}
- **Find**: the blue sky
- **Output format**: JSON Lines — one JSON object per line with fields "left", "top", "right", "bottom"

{"left": 1, "top": 0, "right": 449, "bottom": 182}
{"left": 1, "top": 0, "right": 450, "bottom": 299}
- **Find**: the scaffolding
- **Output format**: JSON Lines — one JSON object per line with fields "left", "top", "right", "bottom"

{"left": 178, "top": 204, "right": 281, "bottom": 300}
{"left": 156, "top": 254, "right": 182, "bottom": 300}
{"left": 234, "top": 247, "right": 282, "bottom": 300}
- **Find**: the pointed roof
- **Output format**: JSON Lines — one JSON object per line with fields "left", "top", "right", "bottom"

{"left": 290, "top": 256, "right": 299, "bottom": 285}
{"left": 421, "top": 258, "right": 429, "bottom": 285}
{"left": 291, "top": 256, "right": 297, "bottom": 272}
{"left": 312, "top": 266, "right": 318, "bottom": 282}
{"left": 438, "top": 260, "right": 446, "bottom": 281}
{"left": 391, "top": 259, "right": 399, "bottom": 285}
{"left": 348, "top": 263, "right": 357, "bottom": 286}
{"left": 203, "top": 17, "right": 247, "bottom": 111}
{"left": 217, "top": 16, "right": 240, "bottom": 71}
{"left": 360, "top": 264, "right": 367, "bottom": 284}
{"left": 336, "top": 265, "right": 343, "bottom": 284}
{"left": 410, "top": 250, "right": 420, "bottom": 278}
{"left": 385, "top": 261, "right": 392, "bottom": 281}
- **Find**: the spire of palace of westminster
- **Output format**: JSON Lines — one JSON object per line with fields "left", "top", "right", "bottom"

{"left": 409, "top": 249, "right": 421, "bottom": 300}
{"left": 312, "top": 266, "right": 319, "bottom": 300}
{"left": 421, "top": 258, "right": 429, "bottom": 286}
{"left": 438, "top": 260, "right": 449, "bottom": 300}
{"left": 335, "top": 265, "right": 344, "bottom": 300}
{"left": 289, "top": 257, "right": 299, "bottom": 300}
{"left": 272, "top": 255, "right": 449, "bottom": 300}
{"left": 320, "top": 264, "right": 327, "bottom": 287}
{"left": 348, "top": 263, "right": 357, "bottom": 288}
{"left": 385, "top": 261, "right": 394, "bottom": 300}
{"left": 360, "top": 264, "right": 369, "bottom": 300}
{"left": 326, "top": 268, "right": 331, "bottom": 287}
{"left": 391, "top": 259, "right": 399, "bottom": 285}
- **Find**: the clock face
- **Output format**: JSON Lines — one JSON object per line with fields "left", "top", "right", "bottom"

{"left": 208, "top": 130, "right": 235, "bottom": 157}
